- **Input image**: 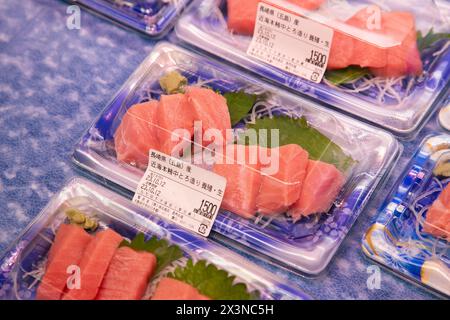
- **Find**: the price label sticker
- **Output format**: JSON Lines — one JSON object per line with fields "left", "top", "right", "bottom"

{"left": 132, "top": 150, "right": 227, "bottom": 237}
{"left": 247, "top": 1, "right": 333, "bottom": 83}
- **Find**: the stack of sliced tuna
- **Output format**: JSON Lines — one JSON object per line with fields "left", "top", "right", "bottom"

{"left": 114, "top": 86, "right": 231, "bottom": 169}
{"left": 213, "top": 144, "right": 345, "bottom": 221}
{"left": 36, "top": 226, "right": 157, "bottom": 300}
{"left": 328, "top": 6, "right": 423, "bottom": 77}
{"left": 423, "top": 184, "right": 450, "bottom": 239}
{"left": 226, "top": 0, "right": 422, "bottom": 78}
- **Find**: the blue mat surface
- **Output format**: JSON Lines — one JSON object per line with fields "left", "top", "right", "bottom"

{"left": 0, "top": 0, "right": 447, "bottom": 299}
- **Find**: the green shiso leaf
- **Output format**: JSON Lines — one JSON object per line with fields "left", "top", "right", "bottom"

{"left": 417, "top": 28, "right": 450, "bottom": 52}
{"left": 324, "top": 66, "right": 370, "bottom": 85}
{"left": 120, "top": 233, "right": 183, "bottom": 275}
{"left": 169, "top": 259, "right": 260, "bottom": 300}
{"left": 224, "top": 91, "right": 260, "bottom": 126}
{"left": 240, "top": 116, "right": 355, "bottom": 172}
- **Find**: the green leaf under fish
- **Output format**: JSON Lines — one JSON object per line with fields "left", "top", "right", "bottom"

{"left": 120, "top": 233, "right": 183, "bottom": 275}
{"left": 417, "top": 28, "right": 450, "bottom": 52}
{"left": 224, "top": 90, "right": 260, "bottom": 126}
{"left": 241, "top": 116, "right": 355, "bottom": 172}
{"left": 169, "top": 259, "right": 260, "bottom": 300}
{"left": 324, "top": 66, "right": 370, "bottom": 85}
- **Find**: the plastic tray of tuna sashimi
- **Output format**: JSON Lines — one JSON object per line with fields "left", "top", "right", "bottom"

{"left": 175, "top": 0, "right": 450, "bottom": 137}
{"left": 73, "top": 42, "right": 400, "bottom": 275}
{"left": 0, "top": 178, "right": 310, "bottom": 300}
{"left": 363, "top": 134, "right": 450, "bottom": 298}
{"left": 68, "top": 0, "right": 191, "bottom": 37}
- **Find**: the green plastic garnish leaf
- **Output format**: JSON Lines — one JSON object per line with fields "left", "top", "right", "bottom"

{"left": 159, "top": 71, "right": 188, "bottom": 94}
{"left": 240, "top": 116, "right": 354, "bottom": 172}
{"left": 169, "top": 259, "right": 260, "bottom": 300}
{"left": 120, "top": 233, "right": 183, "bottom": 275}
{"left": 417, "top": 28, "right": 450, "bottom": 52}
{"left": 224, "top": 91, "right": 260, "bottom": 126}
{"left": 324, "top": 66, "right": 370, "bottom": 85}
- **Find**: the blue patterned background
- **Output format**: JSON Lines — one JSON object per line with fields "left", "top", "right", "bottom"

{"left": 0, "top": 0, "right": 447, "bottom": 299}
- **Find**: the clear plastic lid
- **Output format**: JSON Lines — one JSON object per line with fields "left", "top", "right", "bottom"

{"left": 69, "top": 0, "right": 191, "bottom": 37}
{"left": 73, "top": 42, "right": 400, "bottom": 275}
{"left": 0, "top": 178, "right": 310, "bottom": 300}
{"left": 174, "top": 0, "right": 450, "bottom": 137}
{"left": 363, "top": 134, "right": 450, "bottom": 298}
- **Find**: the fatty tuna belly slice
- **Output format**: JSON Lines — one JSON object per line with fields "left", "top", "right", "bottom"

{"left": 213, "top": 145, "right": 262, "bottom": 219}
{"left": 186, "top": 86, "right": 231, "bottom": 148}
{"left": 370, "top": 12, "right": 422, "bottom": 78}
{"left": 63, "top": 229, "right": 123, "bottom": 300}
{"left": 36, "top": 225, "right": 92, "bottom": 300}
{"left": 256, "top": 144, "right": 309, "bottom": 215}
{"left": 423, "top": 184, "right": 450, "bottom": 238}
{"left": 327, "top": 31, "right": 354, "bottom": 70}
{"left": 227, "top": 0, "right": 324, "bottom": 36}
{"left": 96, "top": 247, "right": 157, "bottom": 300}
{"left": 151, "top": 278, "right": 210, "bottom": 300}
{"left": 346, "top": 6, "right": 386, "bottom": 68}
{"left": 157, "top": 94, "right": 195, "bottom": 157}
{"left": 289, "top": 160, "right": 345, "bottom": 221}
{"left": 114, "top": 101, "right": 160, "bottom": 169}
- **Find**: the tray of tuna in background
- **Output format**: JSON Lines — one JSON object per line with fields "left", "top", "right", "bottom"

{"left": 68, "top": 0, "right": 191, "bottom": 37}
{"left": 174, "top": 0, "right": 450, "bottom": 138}
{"left": 72, "top": 42, "right": 400, "bottom": 275}
{"left": 363, "top": 134, "right": 450, "bottom": 298}
{"left": 0, "top": 178, "right": 309, "bottom": 300}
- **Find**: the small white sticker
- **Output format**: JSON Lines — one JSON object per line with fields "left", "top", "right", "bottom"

{"left": 247, "top": 2, "right": 333, "bottom": 83}
{"left": 132, "top": 150, "right": 227, "bottom": 237}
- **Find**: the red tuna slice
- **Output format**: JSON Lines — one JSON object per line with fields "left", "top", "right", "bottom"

{"left": 114, "top": 101, "right": 160, "bottom": 169}
{"left": 227, "top": 0, "right": 260, "bottom": 36}
{"left": 186, "top": 86, "right": 231, "bottom": 148}
{"left": 370, "top": 12, "right": 422, "bottom": 78}
{"left": 96, "top": 247, "right": 157, "bottom": 300}
{"left": 288, "top": 0, "right": 324, "bottom": 10}
{"left": 346, "top": 6, "right": 387, "bottom": 68}
{"left": 63, "top": 228, "right": 123, "bottom": 300}
{"left": 423, "top": 184, "right": 450, "bottom": 238}
{"left": 289, "top": 160, "right": 345, "bottom": 221}
{"left": 256, "top": 144, "right": 309, "bottom": 215}
{"left": 151, "top": 278, "right": 211, "bottom": 300}
{"left": 327, "top": 31, "right": 354, "bottom": 70}
{"left": 227, "top": 0, "right": 324, "bottom": 36}
{"left": 213, "top": 145, "right": 262, "bottom": 218}
{"left": 157, "top": 94, "right": 195, "bottom": 157}
{"left": 36, "top": 224, "right": 92, "bottom": 300}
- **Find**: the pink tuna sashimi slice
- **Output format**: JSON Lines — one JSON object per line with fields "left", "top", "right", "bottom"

{"left": 423, "top": 184, "right": 450, "bottom": 238}
{"left": 289, "top": 160, "right": 345, "bottom": 221}
{"left": 227, "top": 0, "right": 324, "bottom": 36}
{"left": 151, "top": 278, "right": 211, "bottom": 300}
{"left": 96, "top": 247, "right": 157, "bottom": 300}
{"left": 256, "top": 144, "right": 309, "bottom": 215}
{"left": 370, "top": 12, "right": 422, "bottom": 78}
{"left": 36, "top": 225, "right": 92, "bottom": 300}
{"left": 157, "top": 94, "right": 195, "bottom": 157}
{"left": 327, "top": 31, "right": 354, "bottom": 70}
{"left": 63, "top": 229, "right": 123, "bottom": 300}
{"left": 186, "top": 86, "right": 231, "bottom": 148}
{"left": 114, "top": 101, "right": 160, "bottom": 169}
{"left": 345, "top": 6, "right": 387, "bottom": 68}
{"left": 213, "top": 145, "right": 262, "bottom": 218}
